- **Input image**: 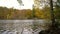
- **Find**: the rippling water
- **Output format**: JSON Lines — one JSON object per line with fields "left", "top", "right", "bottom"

{"left": 0, "top": 20, "right": 51, "bottom": 34}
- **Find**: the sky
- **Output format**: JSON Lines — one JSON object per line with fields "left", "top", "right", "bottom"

{"left": 0, "top": 0, "right": 34, "bottom": 10}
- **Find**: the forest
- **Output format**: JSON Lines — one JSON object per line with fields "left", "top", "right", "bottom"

{"left": 0, "top": 0, "right": 60, "bottom": 34}
{"left": 0, "top": 6, "right": 60, "bottom": 20}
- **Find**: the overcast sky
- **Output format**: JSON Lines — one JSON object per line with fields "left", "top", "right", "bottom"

{"left": 0, "top": 0, "right": 34, "bottom": 10}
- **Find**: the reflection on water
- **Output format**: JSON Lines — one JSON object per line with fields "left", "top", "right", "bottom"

{"left": 0, "top": 30, "right": 17, "bottom": 34}
{"left": 0, "top": 20, "right": 51, "bottom": 34}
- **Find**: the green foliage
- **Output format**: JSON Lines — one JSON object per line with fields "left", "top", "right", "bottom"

{"left": 33, "top": 6, "right": 51, "bottom": 19}
{"left": 54, "top": 0, "right": 60, "bottom": 19}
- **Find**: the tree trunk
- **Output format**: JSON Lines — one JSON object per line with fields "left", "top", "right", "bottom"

{"left": 50, "top": 0, "right": 55, "bottom": 29}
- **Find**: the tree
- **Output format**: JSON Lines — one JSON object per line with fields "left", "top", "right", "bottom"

{"left": 17, "top": 0, "right": 24, "bottom": 6}
{"left": 54, "top": 0, "right": 60, "bottom": 19}
{"left": 50, "top": 0, "right": 56, "bottom": 28}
